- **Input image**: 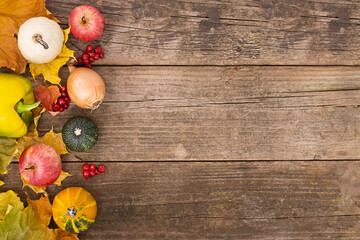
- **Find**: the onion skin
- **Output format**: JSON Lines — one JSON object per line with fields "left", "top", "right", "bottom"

{"left": 67, "top": 66, "right": 105, "bottom": 110}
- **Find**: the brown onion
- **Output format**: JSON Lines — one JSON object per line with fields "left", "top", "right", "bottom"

{"left": 67, "top": 65, "right": 105, "bottom": 110}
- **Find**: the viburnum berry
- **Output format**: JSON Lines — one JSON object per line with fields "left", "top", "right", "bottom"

{"left": 98, "top": 165, "right": 106, "bottom": 173}
{"left": 52, "top": 103, "right": 60, "bottom": 111}
{"left": 61, "top": 92, "right": 68, "bottom": 98}
{"left": 59, "top": 106, "right": 65, "bottom": 112}
{"left": 95, "top": 46, "right": 102, "bottom": 54}
{"left": 95, "top": 168, "right": 100, "bottom": 175}
{"left": 85, "top": 63, "right": 92, "bottom": 68}
{"left": 86, "top": 44, "right": 93, "bottom": 53}
{"left": 64, "top": 97, "right": 71, "bottom": 104}
{"left": 89, "top": 170, "right": 96, "bottom": 177}
{"left": 83, "top": 58, "right": 90, "bottom": 65}
{"left": 94, "top": 54, "right": 100, "bottom": 60}
{"left": 63, "top": 103, "right": 69, "bottom": 109}
{"left": 89, "top": 57, "right": 95, "bottom": 63}
{"left": 90, "top": 164, "right": 96, "bottom": 171}
{"left": 58, "top": 98, "right": 66, "bottom": 105}
{"left": 60, "top": 85, "right": 67, "bottom": 92}
{"left": 77, "top": 58, "right": 83, "bottom": 65}
{"left": 88, "top": 51, "right": 95, "bottom": 58}
{"left": 83, "top": 170, "right": 90, "bottom": 179}
{"left": 82, "top": 52, "right": 90, "bottom": 60}
{"left": 99, "top": 52, "right": 104, "bottom": 58}
{"left": 83, "top": 164, "right": 90, "bottom": 171}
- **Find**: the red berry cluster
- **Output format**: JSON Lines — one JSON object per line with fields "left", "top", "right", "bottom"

{"left": 52, "top": 85, "right": 71, "bottom": 112}
{"left": 83, "top": 164, "right": 106, "bottom": 179}
{"left": 77, "top": 45, "right": 104, "bottom": 69}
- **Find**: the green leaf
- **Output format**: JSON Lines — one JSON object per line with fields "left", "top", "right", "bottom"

{"left": 0, "top": 190, "right": 78, "bottom": 240}
{"left": 0, "top": 136, "right": 16, "bottom": 174}
{"left": 0, "top": 190, "right": 49, "bottom": 239}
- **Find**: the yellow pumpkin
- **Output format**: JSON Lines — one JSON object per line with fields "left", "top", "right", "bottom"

{"left": 52, "top": 187, "right": 97, "bottom": 233}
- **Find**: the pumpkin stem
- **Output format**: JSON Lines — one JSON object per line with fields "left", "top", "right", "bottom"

{"left": 33, "top": 34, "right": 49, "bottom": 50}
{"left": 74, "top": 128, "right": 82, "bottom": 136}
{"left": 67, "top": 206, "right": 77, "bottom": 218}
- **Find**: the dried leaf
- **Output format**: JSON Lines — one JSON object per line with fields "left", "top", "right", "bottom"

{"left": 15, "top": 127, "right": 69, "bottom": 160}
{"left": 0, "top": 191, "right": 78, "bottom": 240}
{"left": 30, "top": 28, "right": 75, "bottom": 84}
{"left": 51, "top": 229, "right": 79, "bottom": 240}
{"left": 0, "top": 0, "right": 57, "bottom": 73}
{"left": 27, "top": 195, "right": 52, "bottom": 226}
{"left": 54, "top": 170, "right": 71, "bottom": 186}
{"left": 35, "top": 85, "right": 61, "bottom": 111}
{"left": 21, "top": 176, "right": 46, "bottom": 194}
{"left": 39, "top": 128, "right": 69, "bottom": 155}
{"left": 0, "top": 136, "right": 16, "bottom": 174}
{"left": 22, "top": 170, "right": 71, "bottom": 194}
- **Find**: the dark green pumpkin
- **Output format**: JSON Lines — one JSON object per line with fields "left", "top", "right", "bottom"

{"left": 62, "top": 116, "right": 98, "bottom": 152}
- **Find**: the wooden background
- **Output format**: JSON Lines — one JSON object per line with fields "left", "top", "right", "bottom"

{"left": 2, "top": 0, "right": 360, "bottom": 239}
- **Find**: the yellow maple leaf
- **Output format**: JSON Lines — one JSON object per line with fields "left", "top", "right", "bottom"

{"left": 30, "top": 28, "right": 75, "bottom": 84}
{"left": 0, "top": 181, "right": 3, "bottom": 187}
{"left": 0, "top": 0, "right": 57, "bottom": 73}
{"left": 15, "top": 108, "right": 69, "bottom": 159}
{"left": 22, "top": 171, "right": 71, "bottom": 194}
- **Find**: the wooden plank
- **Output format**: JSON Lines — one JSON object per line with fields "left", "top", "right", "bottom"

{"left": 48, "top": 0, "right": 360, "bottom": 65}
{"left": 33, "top": 66, "right": 360, "bottom": 161}
{"left": 1, "top": 161, "right": 360, "bottom": 239}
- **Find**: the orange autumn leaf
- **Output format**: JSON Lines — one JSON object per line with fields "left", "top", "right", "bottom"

{"left": 0, "top": 0, "right": 57, "bottom": 73}
{"left": 27, "top": 195, "right": 52, "bottom": 226}
{"left": 35, "top": 85, "right": 61, "bottom": 111}
{"left": 28, "top": 195, "right": 79, "bottom": 240}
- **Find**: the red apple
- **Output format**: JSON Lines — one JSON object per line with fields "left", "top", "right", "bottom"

{"left": 19, "top": 143, "right": 62, "bottom": 187}
{"left": 69, "top": 5, "right": 105, "bottom": 42}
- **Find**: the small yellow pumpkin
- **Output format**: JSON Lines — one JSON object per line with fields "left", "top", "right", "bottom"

{"left": 52, "top": 187, "right": 97, "bottom": 233}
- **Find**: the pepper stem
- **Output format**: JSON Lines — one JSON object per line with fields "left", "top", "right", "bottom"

{"left": 16, "top": 101, "right": 41, "bottom": 114}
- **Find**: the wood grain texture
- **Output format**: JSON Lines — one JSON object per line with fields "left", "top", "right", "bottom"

{"left": 2, "top": 161, "right": 360, "bottom": 239}
{"left": 48, "top": 0, "right": 360, "bottom": 65}
{"left": 31, "top": 66, "right": 360, "bottom": 161}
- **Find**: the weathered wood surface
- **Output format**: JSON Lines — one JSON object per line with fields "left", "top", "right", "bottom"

{"left": 30, "top": 66, "right": 360, "bottom": 161}
{"left": 48, "top": 0, "right": 360, "bottom": 65}
{"left": 2, "top": 161, "right": 360, "bottom": 239}
{"left": 3, "top": 0, "right": 360, "bottom": 239}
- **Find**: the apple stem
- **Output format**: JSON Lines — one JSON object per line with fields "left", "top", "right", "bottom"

{"left": 25, "top": 166, "right": 35, "bottom": 170}
{"left": 33, "top": 34, "right": 49, "bottom": 50}
{"left": 81, "top": 16, "right": 87, "bottom": 24}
